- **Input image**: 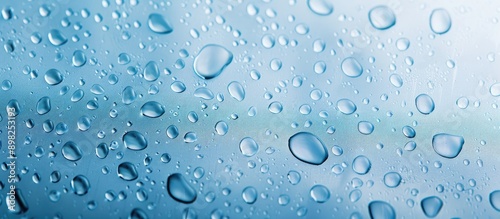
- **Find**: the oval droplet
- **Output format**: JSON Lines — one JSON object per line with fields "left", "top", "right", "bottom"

{"left": 430, "top": 9, "right": 451, "bottom": 34}
{"left": 228, "top": 81, "right": 245, "bottom": 101}
{"left": 148, "top": 13, "right": 173, "bottom": 34}
{"left": 143, "top": 61, "right": 160, "bottom": 82}
{"left": 72, "top": 50, "right": 87, "bottom": 67}
{"left": 118, "top": 162, "right": 139, "bottom": 181}
{"left": 288, "top": 132, "right": 328, "bottom": 165}
{"left": 337, "top": 99, "right": 357, "bottom": 115}
{"left": 123, "top": 131, "right": 148, "bottom": 151}
{"left": 384, "top": 172, "right": 402, "bottom": 188}
{"left": 307, "top": 0, "right": 334, "bottom": 16}
{"left": 239, "top": 137, "right": 259, "bottom": 157}
{"left": 358, "top": 121, "right": 374, "bottom": 135}
{"left": 71, "top": 175, "right": 90, "bottom": 196}
{"left": 268, "top": 101, "right": 283, "bottom": 114}
{"left": 421, "top": 196, "right": 443, "bottom": 218}
{"left": 352, "top": 155, "right": 371, "bottom": 175}
{"left": 341, "top": 57, "right": 363, "bottom": 78}
{"left": 215, "top": 121, "right": 228, "bottom": 136}
{"left": 61, "top": 141, "right": 83, "bottom": 161}
{"left": 96, "top": 143, "right": 109, "bottom": 159}
{"left": 122, "top": 86, "right": 137, "bottom": 105}
{"left": 489, "top": 190, "right": 500, "bottom": 212}
{"left": 415, "top": 94, "right": 435, "bottom": 115}
{"left": 242, "top": 186, "right": 258, "bottom": 204}
{"left": 368, "top": 5, "right": 396, "bottom": 30}
{"left": 368, "top": 201, "right": 396, "bottom": 219}
{"left": 140, "top": 101, "right": 165, "bottom": 118}
{"left": 48, "top": 29, "right": 67, "bottom": 46}
{"left": 194, "top": 87, "right": 214, "bottom": 100}
{"left": 36, "top": 96, "right": 51, "bottom": 115}
{"left": 310, "top": 184, "right": 330, "bottom": 203}
{"left": 193, "top": 44, "right": 233, "bottom": 80}
{"left": 166, "top": 125, "right": 179, "bottom": 139}
{"left": 432, "top": 133, "right": 464, "bottom": 159}
{"left": 167, "top": 173, "right": 197, "bottom": 204}
{"left": 44, "top": 69, "right": 63, "bottom": 85}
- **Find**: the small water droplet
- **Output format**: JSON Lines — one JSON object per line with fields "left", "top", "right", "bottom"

{"left": 171, "top": 81, "right": 186, "bottom": 93}
{"left": 96, "top": 143, "right": 109, "bottom": 159}
{"left": 310, "top": 184, "right": 330, "bottom": 203}
{"left": 432, "top": 133, "right": 464, "bottom": 159}
{"left": 337, "top": 99, "right": 357, "bottom": 115}
{"left": 384, "top": 172, "right": 402, "bottom": 188}
{"left": 143, "top": 61, "right": 160, "bottom": 82}
{"left": 341, "top": 57, "right": 363, "bottom": 78}
{"left": 48, "top": 29, "right": 68, "bottom": 46}
{"left": 239, "top": 137, "right": 259, "bottom": 157}
{"left": 352, "top": 155, "right": 371, "bottom": 175}
{"left": 421, "top": 196, "right": 443, "bottom": 218}
{"left": 215, "top": 121, "right": 228, "bottom": 136}
{"left": 166, "top": 125, "right": 179, "bottom": 139}
{"left": 118, "top": 53, "right": 131, "bottom": 65}
{"left": 122, "top": 86, "right": 137, "bottom": 105}
{"left": 36, "top": 96, "right": 51, "bottom": 115}
{"left": 228, "top": 81, "right": 245, "bottom": 101}
{"left": 268, "top": 101, "right": 283, "bottom": 114}
{"left": 368, "top": 201, "right": 396, "bottom": 219}
{"left": 194, "top": 87, "right": 214, "bottom": 100}
{"left": 242, "top": 186, "right": 258, "bottom": 204}
{"left": 430, "top": 9, "right": 452, "bottom": 34}
{"left": 72, "top": 50, "right": 87, "bottom": 67}
{"left": 288, "top": 132, "right": 328, "bottom": 165}
{"left": 358, "top": 121, "right": 374, "bottom": 135}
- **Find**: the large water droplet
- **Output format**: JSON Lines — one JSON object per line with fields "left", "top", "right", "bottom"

{"left": 358, "top": 121, "right": 374, "bottom": 135}
{"left": 228, "top": 81, "right": 245, "bottom": 101}
{"left": 432, "top": 133, "right": 464, "bottom": 159}
{"left": 140, "top": 101, "right": 165, "bottom": 118}
{"left": 261, "top": 34, "right": 275, "bottom": 49}
{"left": 430, "top": 9, "right": 451, "bottom": 34}
{"left": 130, "top": 208, "right": 149, "bottom": 219}
{"left": 369, "top": 6, "right": 396, "bottom": 30}
{"left": 194, "top": 87, "right": 214, "bottom": 100}
{"left": 415, "top": 94, "right": 435, "bottom": 115}
{"left": 352, "top": 155, "right": 371, "bottom": 175}
{"left": 6, "top": 189, "right": 29, "bottom": 214}
{"left": 384, "top": 172, "right": 402, "bottom": 188}
{"left": 215, "top": 121, "right": 228, "bottom": 136}
{"left": 96, "top": 143, "right": 109, "bottom": 159}
{"left": 307, "top": 0, "right": 334, "bottom": 16}
{"left": 143, "top": 61, "right": 160, "bottom": 82}
{"left": 123, "top": 131, "right": 148, "bottom": 151}
{"left": 337, "top": 99, "right": 357, "bottom": 115}
{"left": 368, "top": 201, "right": 396, "bottom": 219}
{"left": 268, "top": 101, "right": 283, "bottom": 114}
{"left": 36, "top": 96, "right": 51, "bottom": 115}
{"left": 421, "top": 196, "right": 443, "bottom": 218}
{"left": 239, "top": 137, "right": 259, "bottom": 157}
{"left": 171, "top": 81, "right": 186, "bottom": 93}
{"left": 242, "top": 186, "right": 258, "bottom": 204}
{"left": 341, "top": 57, "right": 363, "bottom": 78}
{"left": 288, "top": 132, "right": 328, "bottom": 165}
{"left": 118, "top": 162, "right": 139, "bottom": 181}
{"left": 148, "top": 13, "right": 173, "bottom": 34}
{"left": 122, "top": 86, "right": 137, "bottom": 105}
{"left": 310, "top": 185, "right": 330, "bottom": 203}
{"left": 166, "top": 125, "right": 179, "bottom": 139}
{"left": 72, "top": 50, "right": 87, "bottom": 67}
{"left": 71, "top": 175, "right": 90, "bottom": 196}
{"left": 48, "top": 29, "right": 68, "bottom": 46}
{"left": 62, "top": 141, "right": 83, "bottom": 161}
{"left": 193, "top": 44, "right": 233, "bottom": 80}
{"left": 167, "top": 173, "right": 197, "bottom": 204}
{"left": 490, "top": 190, "right": 500, "bottom": 211}
{"left": 77, "top": 116, "right": 91, "bottom": 131}
{"left": 44, "top": 69, "right": 63, "bottom": 85}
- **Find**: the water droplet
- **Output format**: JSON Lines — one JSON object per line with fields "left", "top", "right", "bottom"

{"left": 194, "top": 44, "right": 233, "bottom": 80}
{"left": 2, "top": 7, "right": 13, "bottom": 20}
{"left": 148, "top": 13, "right": 173, "bottom": 34}
{"left": 215, "top": 121, "right": 228, "bottom": 136}
{"left": 239, "top": 137, "right": 259, "bottom": 157}
{"left": 6, "top": 189, "right": 29, "bottom": 214}
{"left": 130, "top": 208, "right": 149, "bottom": 219}
{"left": 167, "top": 173, "right": 197, "bottom": 204}
{"left": 72, "top": 50, "right": 87, "bottom": 67}
{"left": 183, "top": 132, "right": 198, "bottom": 143}
{"left": 404, "top": 141, "right": 417, "bottom": 151}
{"left": 71, "top": 89, "right": 85, "bottom": 102}
{"left": 36, "top": 96, "right": 51, "bottom": 115}
{"left": 288, "top": 132, "right": 328, "bottom": 165}
{"left": 39, "top": 4, "right": 51, "bottom": 17}
{"left": 62, "top": 141, "right": 83, "bottom": 161}
{"left": 270, "top": 58, "right": 282, "bottom": 71}
{"left": 314, "top": 61, "right": 327, "bottom": 74}
{"left": 140, "top": 101, "right": 165, "bottom": 118}
{"left": 143, "top": 61, "right": 160, "bottom": 82}
{"left": 432, "top": 133, "right": 464, "bottom": 159}
{"left": 415, "top": 94, "right": 435, "bottom": 115}
{"left": 402, "top": 126, "right": 416, "bottom": 138}
{"left": 349, "top": 189, "right": 362, "bottom": 202}
{"left": 337, "top": 99, "right": 357, "bottom": 115}
{"left": 118, "top": 162, "right": 138, "bottom": 181}
{"left": 48, "top": 29, "right": 68, "bottom": 46}
{"left": 430, "top": 9, "right": 451, "bottom": 34}
{"left": 421, "top": 196, "right": 443, "bottom": 218}
{"left": 242, "top": 186, "right": 258, "bottom": 204}
{"left": 71, "top": 175, "right": 90, "bottom": 196}
{"left": 96, "top": 143, "right": 109, "bottom": 159}
{"left": 358, "top": 121, "right": 374, "bottom": 135}
{"left": 122, "top": 86, "right": 137, "bottom": 105}
{"left": 166, "top": 125, "right": 179, "bottom": 139}
{"left": 396, "top": 38, "right": 410, "bottom": 51}
{"left": 310, "top": 185, "right": 330, "bottom": 203}
{"left": 261, "top": 34, "right": 275, "bottom": 49}
{"left": 307, "top": 0, "right": 334, "bottom": 16}
{"left": 341, "top": 57, "right": 363, "bottom": 78}
{"left": 194, "top": 87, "right": 214, "bottom": 100}
{"left": 369, "top": 6, "right": 396, "bottom": 30}
{"left": 44, "top": 69, "right": 63, "bottom": 85}
{"left": 228, "top": 81, "right": 245, "bottom": 101}
{"left": 490, "top": 83, "right": 500, "bottom": 97}
{"left": 389, "top": 74, "right": 403, "bottom": 88}
{"left": 384, "top": 172, "right": 402, "bottom": 188}
{"left": 489, "top": 190, "right": 500, "bottom": 211}
{"left": 456, "top": 97, "right": 469, "bottom": 109}
{"left": 352, "top": 155, "right": 371, "bottom": 175}
{"left": 268, "top": 101, "right": 283, "bottom": 114}
{"left": 118, "top": 53, "right": 131, "bottom": 65}
{"left": 123, "top": 131, "right": 148, "bottom": 151}
{"left": 171, "top": 81, "right": 186, "bottom": 93}
{"left": 368, "top": 201, "right": 396, "bottom": 219}
{"left": 77, "top": 116, "right": 91, "bottom": 131}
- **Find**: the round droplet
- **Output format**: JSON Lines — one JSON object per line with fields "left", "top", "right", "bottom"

{"left": 310, "top": 185, "right": 330, "bottom": 203}
{"left": 72, "top": 50, "right": 87, "bottom": 67}
{"left": 228, "top": 81, "right": 245, "bottom": 101}
{"left": 62, "top": 141, "right": 83, "bottom": 161}
{"left": 415, "top": 94, "right": 435, "bottom": 115}
{"left": 456, "top": 97, "right": 469, "bottom": 109}
{"left": 140, "top": 101, "right": 165, "bottom": 118}
{"left": 313, "top": 61, "right": 327, "bottom": 74}
{"left": 71, "top": 175, "right": 90, "bottom": 196}
{"left": 143, "top": 61, "right": 160, "bottom": 82}
{"left": 167, "top": 173, "right": 197, "bottom": 204}
{"left": 148, "top": 13, "right": 173, "bottom": 34}
{"left": 313, "top": 39, "right": 325, "bottom": 53}
{"left": 432, "top": 133, "right": 464, "bottom": 159}
{"left": 430, "top": 9, "right": 451, "bottom": 34}
{"left": 77, "top": 116, "right": 91, "bottom": 131}
{"left": 368, "top": 201, "right": 396, "bottom": 219}
{"left": 352, "top": 155, "right": 371, "bottom": 175}
{"left": 421, "top": 196, "right": 443, "bottom": 218}
{"left": 396, "top": 38, "right": 410, "bottom": 51}
{"left": 166, "top": 125, "right": 179, "bottom": 139}
{"left": 337, "top": 99, "right": 357, "bottom": 115}
{"left": 490, "top": 83, "right": 500, "bottom": 97}
{"left": 341, "top": 57, "right": 363, "bottom": 78}
{"left": 48, "top": 29, "right": 67, "bottom": 46}
{"left": 239, "top": 137, "right": 259, "bottom": 157}
{"left": 369, "top": 6, "right": 396, "bottom": 30}
{"left": 288, "top": 132, "right": 328, "bottom": 165}
{"left": 36, "top": 96, "right": 51, "bottom": 115}
{"left": 44, "top": 69, "right": 63, "bottom": 85}
{"left": 261, "top": 34, "right": 275, "bottom": 49}
{"left": 358, "top": 121, "right": 374, "bottom": 135}
{"left": 384, "top": 172, "right": 402, "bottom": 188}
{"left": 118, "top": 162, "right": 138, "bottom": 181}
{"left": 215, "top": 121, "right": 228, "bottom": 136}
{"left": 287, "top": 170, "right": 301, "bottom": 185}
{"left": 194, "top": 44, "right": 233, "bottom": 80}
{"left": 489, "top": 190, "right": 500, "bottom": 211}
{"left": 307, "top": 0, "right": 334, "bottom": 16}
{"left": 242, "top": 186, "right": 258, "bottom": 204}
{"left": 123, "top": 131, "right": 148, "bottom": 151}
{"left": 268, "top": 101, "right": 283, "bottom": 114}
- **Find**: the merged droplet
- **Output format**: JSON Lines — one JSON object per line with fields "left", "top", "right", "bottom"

{"left": 432, "top": 133, "right": 464, "bottom": 159}
{"left": 490, "top": 190, "right": 500, "bottom": 212}
{"left": 72, "top": 50, "right": 87, "bottom": 67}
{"left": 430, "top": 9, "right": 451, "bottom": 34}
{"left": 337, "top": 99, "right": 357, "bottom": 115}
{"left": 71, "top": 175, "right": 90, "bottom": 196}
{"left": 384, "top": 172, "right": 402, "bottom": 188}
{"left": 368, "top": 201, "right": 396, "bottom": 219}
{"left": 62, "top": 141, "right": 83, "bottom": 161}
{"left": 341, "top": 57, "right": 363, "bottom": 78}
{"left": 48, "top": 29, "right": 68, "bottom": 46}
{"left": 307, "top": 0, "right": 334, "bottom": 16}
{"left": 36, "top": 96, "right": 51, "bottom": 115}
{"left": 193, "top": 44, "right": 233, "bottom": 80}
{"left": 44, "top": 69, "right": 64, "bottom": 85}
{"left": 239, "top": 137, "right": 259, "bottom": 157}
{"left": 368, "top": 5, "right": 396, "bottom": 30}
{"left": 310, "top": 185, "right": 330, "bottom": 203}
{"left": 143, "top": 61, "right": 160, "bottom": 82}
{"left": 167, "top": 173, "right": 197, "bottom": 204}
{"left": 118, "top": 162, "right": 139, "bottom": 181}
{"left": 415, "top": 94, "right": 435, "bottom": 115}
{"left": 123, "top": 131, "right": 148, "bottom": 151}
{"left": 352, "top": 155, "right": 371, "bottom": 175}
{"left": 288, "top": 132, "right": 328, "bottom": 165}
{"left": 228, "top": 81, "right": 245, "bottom": 101}
{"left": 148, "top": 13, "right": 173, "bottom": 34}
{"left": 242, "top": 186, "right": 258, "bottom": 204}
{"left": 140, "top": 101, "right": 165, "bottom": 118}
{"left": 421, "top": 196, "right": 443, "bottom": 218}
